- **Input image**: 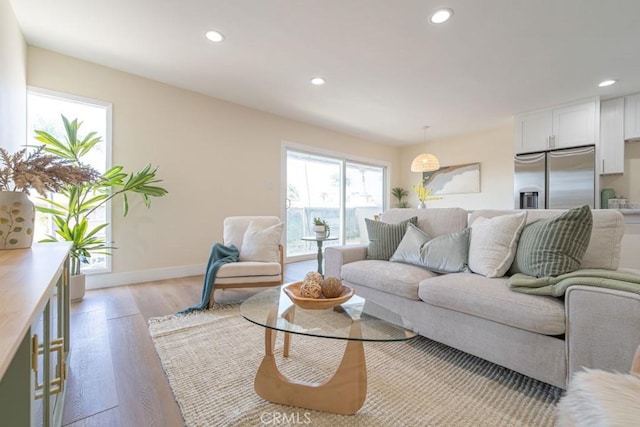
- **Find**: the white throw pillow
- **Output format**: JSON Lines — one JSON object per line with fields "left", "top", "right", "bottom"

{"left": 239, "top": 221, "right": 283, "bottom": 262}
{"left": 468, "top": 212, "right": 527, "bottom": 278}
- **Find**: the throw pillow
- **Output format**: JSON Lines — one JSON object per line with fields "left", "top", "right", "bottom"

{"left": 418, "top": 227, "right": 470, "bottom": 274}
{"left": 365, "top": 217, "right": 417, "bottom": 260}
{"left": 510, "top": 205, "right": 593, "bottom": 278}
{"left": 390, "top": 222, "right": 429, "bottom": 265}
{"left": 239, "top": 221, "right": 284, "bottom": 262}
{"left": 468, "top": 212, "right": 527, "bottom": 278}
{"left": 390, "top": 223, "right": 470, "bottom": 274}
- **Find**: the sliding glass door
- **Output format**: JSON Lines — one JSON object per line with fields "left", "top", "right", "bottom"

{"left": 345, "top": 162, "right": 384, "bottom": 245}
{"left": 285, "top": 147, "right": 386, "bottom": 260}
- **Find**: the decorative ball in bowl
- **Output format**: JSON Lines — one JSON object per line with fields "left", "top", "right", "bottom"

{"left": 284, "top": 275, "right": 354, "bottom": 310}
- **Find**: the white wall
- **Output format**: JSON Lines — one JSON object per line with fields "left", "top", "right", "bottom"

{"left": 399, "top": 126, "right": 514, "bottom": 210}
{"left": 0, "top": 0, "right": 26, "bottom": 152}
{"left": 27, "top": 47, "right": 401, "bottom": 287}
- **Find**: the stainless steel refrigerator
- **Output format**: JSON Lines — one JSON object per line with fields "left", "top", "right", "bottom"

{"left": 514, "top": 145, "right": 595, "bottom": 209}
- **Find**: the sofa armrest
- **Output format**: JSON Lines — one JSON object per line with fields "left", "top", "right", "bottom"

{"left": 565, "top": 285, "right": 640, "bottom": 381}
{"left": 324, "top": 244, "right": 368, "bottom": 278}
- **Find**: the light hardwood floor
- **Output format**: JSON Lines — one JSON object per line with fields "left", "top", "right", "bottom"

{"left": 62, "top": 260, "right": 316, "bottom": 427}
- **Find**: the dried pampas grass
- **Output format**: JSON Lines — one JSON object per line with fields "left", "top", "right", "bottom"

{"left": 0, "top": 147, "right": 100, "bottom": 196}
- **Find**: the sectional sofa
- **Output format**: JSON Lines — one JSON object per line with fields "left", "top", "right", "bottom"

{"left": 325, "top": 207, "right": 640, "bottom": 389}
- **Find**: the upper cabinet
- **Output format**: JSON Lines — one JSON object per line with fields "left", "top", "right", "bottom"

{"left": 624, "top": 93, "right": 640, "bottom": 141}
{"left": 514, "top": 110, "right": 552, "bottom": 153}
{"left": 514, "top": 98, "right": 599, "bottom": 154}
{"left": 599, "top": 98, "right": 625, "bottom": 175}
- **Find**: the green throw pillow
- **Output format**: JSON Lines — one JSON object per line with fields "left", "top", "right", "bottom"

{"left": 365, "top": 217, "right": 417, "bottom": 260}
{"left": 510, "top": 205, "right": 593, "bottom": 278}
{"left": 390, "top": 223, "right": 470, "bottom": 274}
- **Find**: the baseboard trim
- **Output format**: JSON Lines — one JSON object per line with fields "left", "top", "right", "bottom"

{"left": 86, "top": 264, "right": 206, "bottom": 289}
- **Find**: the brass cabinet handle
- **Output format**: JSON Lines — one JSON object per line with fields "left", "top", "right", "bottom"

{"left": 32, "top": 337, "right": 65, "bottom": 399}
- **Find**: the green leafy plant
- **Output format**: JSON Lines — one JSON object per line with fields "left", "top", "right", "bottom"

{"left": 34, "top": 115, "right": 168, "bottom": 274}
{"left": 313, "top": 217, "right": 328, "bottom": 227}
{"left": 391, "top": 187, "right": 409, "bottom": 208}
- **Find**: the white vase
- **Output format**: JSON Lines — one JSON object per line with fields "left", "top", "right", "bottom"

{"left": 417, "top": 201, "right": 426, "bottom": 209}
{"left": 69, "top": 274, "right": 86, "bottom": 302}
{"left": 314, "top": 225, "right": 329, "bottom": 239}
{"left": 0, "top": 191, "right": 35, "bottom": 249}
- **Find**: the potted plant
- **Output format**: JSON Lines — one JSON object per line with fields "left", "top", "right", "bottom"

{"left": 391, "top": 187, "right": 409, "bottom": 208}
{"left": 34, "top": 115, "right": 168, "bottom": 301}
{"left": 0, "top": 146, "right": 99, "bottom": 249}
{"left": 312, "top": 217, "right": 330, "bottom": 239}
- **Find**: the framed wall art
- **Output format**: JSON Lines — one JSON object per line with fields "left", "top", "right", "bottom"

{"left": 422, "top": 162, "right": 480, "bottom": 195}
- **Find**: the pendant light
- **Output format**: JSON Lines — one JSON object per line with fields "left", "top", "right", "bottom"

{"left": 411, "top": 126, "right": 440, "bottom": 172}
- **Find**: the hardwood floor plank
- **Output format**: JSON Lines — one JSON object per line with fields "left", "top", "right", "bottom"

{"left": 70, "top": 291, "right": 109, "bottom": 316}
{"left": 62, "top": 310, "right": 118, "bottom": 425}
{"left": 96, "top": 286, "right": 140, "bottom": 320}
{"left": 129, "top": 277, "right": 202, "bottom": 319}
{"left": 108, "top": 314, "right": 183, "bottom": 427}
{"left": 65, "top": 407, "right": 121, "bottom": 427}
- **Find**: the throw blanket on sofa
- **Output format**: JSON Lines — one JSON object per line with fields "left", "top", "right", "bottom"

{"left": 508, "top": 269, "right": 640, "bottom": 297}
{"left": 179, "top": 243, "right": 239, "bottom": 314}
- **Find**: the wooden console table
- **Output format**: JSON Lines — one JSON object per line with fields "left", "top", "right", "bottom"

{"left": 0, "top": 243, "right": 72, "bottom": 426}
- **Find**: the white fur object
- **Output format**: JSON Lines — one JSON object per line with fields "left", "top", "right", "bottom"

{"left": 556, "top": 369, "right": 640, "bottom": 427}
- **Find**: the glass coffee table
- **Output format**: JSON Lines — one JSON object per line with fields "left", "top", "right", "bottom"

{"left": 240, "top": 285, "right": 417, "bottom": 415}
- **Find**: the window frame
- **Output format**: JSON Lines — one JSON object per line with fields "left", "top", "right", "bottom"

{"left": 27, "top": 86, "right": 114, "bottom": 274}
{"left": 281, "top": 140, "right": 390, "bottom": 262}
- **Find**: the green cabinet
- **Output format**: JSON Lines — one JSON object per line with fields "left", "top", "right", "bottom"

{"left": 0, "top": 243, "right": 71, "bottom": 426}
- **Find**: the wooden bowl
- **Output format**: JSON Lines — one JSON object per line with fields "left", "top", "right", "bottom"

{"left": 283, "top": 282, "right": 355, "bottom": 310}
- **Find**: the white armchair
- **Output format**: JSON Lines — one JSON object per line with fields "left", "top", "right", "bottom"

{"left": 210, "top": 216, "right": 284, "bottom": 306}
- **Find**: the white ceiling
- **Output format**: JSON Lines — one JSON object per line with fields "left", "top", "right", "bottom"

{"left": 10, "top": 0, "right": 640, "bottom": 146}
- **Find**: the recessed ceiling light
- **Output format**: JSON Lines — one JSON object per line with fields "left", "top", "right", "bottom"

{"left": 205, "top": 30, "right": 225, "bottom": 43}
{"left": 310, "top": 77, "right": 326, "bottom": 86}
{"left": 598, "top": 79, "right": 616, "bottom": 87}
{"left": 429, "top": 8, "right": 454, "bottom": 24}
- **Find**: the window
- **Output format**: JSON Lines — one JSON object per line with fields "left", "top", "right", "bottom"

{"left": 284, "top": 144, "right": 387, "bottom": 259}
{"left": 28, "top": 88, "right": 112, "bottom": 273}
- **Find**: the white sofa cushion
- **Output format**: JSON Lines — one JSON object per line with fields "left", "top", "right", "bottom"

{"left": 380, "top": 207, "right": 468, "bottom": 237}
{"left": 418, "top": 272, "right": 566, "bottom": 335}
{"left": 216, "top": 261, "right": 281, "bottom": 284}
{"left": 468, "top": 212, "right": 527, "bottom": 278}
{"left": 341, "top": 260, "right": 438, "bottom": 300}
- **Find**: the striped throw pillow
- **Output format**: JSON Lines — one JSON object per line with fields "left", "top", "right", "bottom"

{"left": 365, "top": 217, "right": 418, "bottom": 260}
{"left": 510, "top": 205, "right": 593, "bottom": 278}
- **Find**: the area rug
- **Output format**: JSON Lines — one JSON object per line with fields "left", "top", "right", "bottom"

{"left": 149, "top": 306, "right": 562, "bottom": 426}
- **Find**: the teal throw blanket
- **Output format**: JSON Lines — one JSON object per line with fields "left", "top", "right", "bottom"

{"left": 179, "top": 243, "right": 239, "bottom": 314}
{"left": 508, "top": 269, "right": 640, "bottom": 297}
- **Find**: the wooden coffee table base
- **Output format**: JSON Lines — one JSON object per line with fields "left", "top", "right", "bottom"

{"left": 253, "top": 312, "right": 367, "bottom": 415}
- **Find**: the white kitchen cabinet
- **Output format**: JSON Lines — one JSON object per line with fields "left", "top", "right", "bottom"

{"left": 599, "top": 98, "right": 625, "bottom": 175}
{"left": 514, "top": 110, "right": 552, "bottom": 153}
{"left": 514, "top": 98, "right": 599, "bottom": 154}
{"left": 624, "top": 93, "right": 640, "bottom": 141}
